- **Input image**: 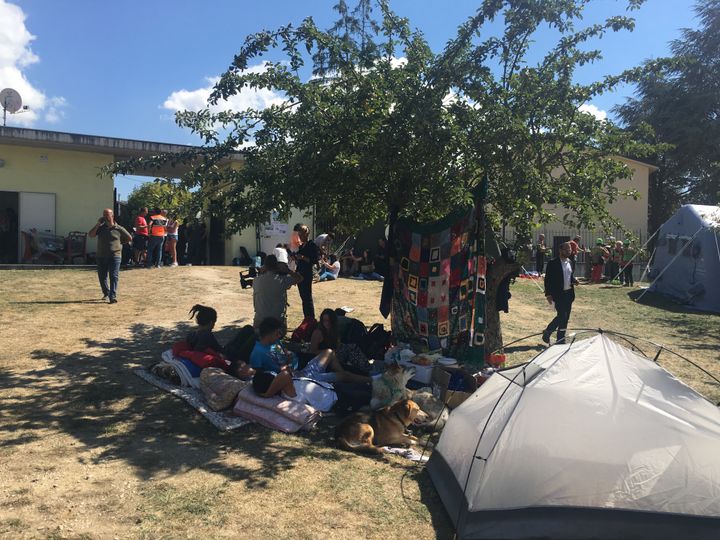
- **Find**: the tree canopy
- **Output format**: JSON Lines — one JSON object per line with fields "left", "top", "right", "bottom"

{"left": 125, "top": 181, "right": 193, "bottom": 222}
{"left": 616, "top": 0, "right": 720, "bottom": 233}
{"left": 107, "top": 0, "right": 656, "bottom": 239}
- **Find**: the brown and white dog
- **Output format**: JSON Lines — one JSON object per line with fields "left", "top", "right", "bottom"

{"left": 335, "top": 399, "right": 428, "bottom": 455}
{"left": 370, "top": 363, "right": 415, "bottom": 410}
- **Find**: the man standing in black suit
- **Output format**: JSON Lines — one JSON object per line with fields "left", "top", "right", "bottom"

{"left": 542, "top": 242, "right": 579, "bottom": 344}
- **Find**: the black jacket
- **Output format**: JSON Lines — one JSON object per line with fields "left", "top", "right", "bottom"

{"left": 544, "top": 257, "right": 577, "bottom": 301}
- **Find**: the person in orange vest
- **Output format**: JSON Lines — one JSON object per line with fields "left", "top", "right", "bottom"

{"left": 146, "top": 208, "right": 168, "bottom": 269}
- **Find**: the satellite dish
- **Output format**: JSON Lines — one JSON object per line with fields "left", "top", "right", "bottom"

{"left": 1, "top": 88, "right": 23, "bottom": 114}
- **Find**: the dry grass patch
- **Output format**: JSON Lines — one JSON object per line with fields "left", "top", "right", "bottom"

{"left": 0, "top": 267, "right": 718, "bottom": 538}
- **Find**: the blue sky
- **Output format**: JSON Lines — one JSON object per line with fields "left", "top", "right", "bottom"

{"left": 1, "top": 0, "right": 700, "bottom": 199}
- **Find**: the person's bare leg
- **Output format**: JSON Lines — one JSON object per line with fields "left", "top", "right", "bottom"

{"left": 262, "top": 371, "right": 296, "bottom": 397}
{"left": 169, "top": 239, "right": 177, "bottom": 264}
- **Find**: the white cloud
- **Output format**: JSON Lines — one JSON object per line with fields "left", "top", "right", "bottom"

{"left": 579, "top": 103, "right": 607, "bottom": 121}
{"left": 0, "top": 0, "right": 67, "bottom": 127}
{"left": 162, "top": 62, "right": 286, "bottom": 115}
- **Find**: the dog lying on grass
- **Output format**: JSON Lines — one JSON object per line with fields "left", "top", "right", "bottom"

{"left": 408, "top": 390, "right": 449, "bottom": 433}
{"left": 370, "top": 363, "right": 415, "bottom": 410}
{"left": 335, "top": 399, "right": 429, "bottom": 455}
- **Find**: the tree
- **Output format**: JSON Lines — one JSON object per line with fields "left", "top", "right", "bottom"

{"left": 125, "top": 181, "right": 193, "bottom": 223}
{"left": 616, "top": 0, "right": 720, "bottom": 234}
{"left": 107, "top": 0, "right": 655, "bottom": 351}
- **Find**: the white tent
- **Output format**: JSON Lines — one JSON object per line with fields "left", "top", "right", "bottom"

{"left": 427, "top": 334, "right": 720, "bottom": 539}
{"left": 647, "top": 204, "right": 720, "bottom": 312}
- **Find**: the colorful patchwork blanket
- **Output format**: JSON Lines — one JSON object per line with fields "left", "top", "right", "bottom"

{"left": 390, "top": 207, "right": 482, "bottom": 358}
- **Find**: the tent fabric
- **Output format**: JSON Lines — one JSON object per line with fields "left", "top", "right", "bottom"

{"left": 648, "top": 204, "right": 720, "bottom": 312}
{"left": 427, "top": 334, "right": 720, "bottom": 539}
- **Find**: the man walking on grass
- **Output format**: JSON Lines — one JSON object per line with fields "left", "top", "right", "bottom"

{"left": 89, "top": 208, "right": 132, "bottom": 304}
{"left": 542, "top": 242, "right": 579, "bottom": 345}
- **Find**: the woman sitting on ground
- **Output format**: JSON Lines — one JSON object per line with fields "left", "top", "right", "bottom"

{"left": 350, "top": 249, "right": 384, "bottom": 281}
{"left": 251, "top": 317, "right": 370, "bottom": 401}
{"left": 318, "top": 254, "right": 341, "bottom": 281}
{"left": 309, "top": 308, "right": 340, "bottom": 354}
{"left": 340, "top": 248, "right": 362, "bottom": 276}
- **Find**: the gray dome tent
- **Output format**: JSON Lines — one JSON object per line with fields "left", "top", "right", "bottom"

{"left": 427, "top": 334, "right": 720, "bottom": 539}
{"left": 647, "top": 204, "right": 720, "bottom": 312}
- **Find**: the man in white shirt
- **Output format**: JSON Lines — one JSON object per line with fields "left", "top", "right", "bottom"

{"left": 542, "top": 242, "right": 579, "bottom": 344}
{"left": 314, "top": 232, "right": 334, "bottom": 252}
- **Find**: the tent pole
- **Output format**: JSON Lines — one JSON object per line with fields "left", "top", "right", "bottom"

{"left": 635, "top": 226, "right": 705, "bottom": 303}
{"left": 638, "top": 247, "right": 656, "bottom": 284}
{"left": 609, "top": 226, "right": 661, "bottom": 283}
{"left": 519, "top": 265, "right": 546, "bottom": 294}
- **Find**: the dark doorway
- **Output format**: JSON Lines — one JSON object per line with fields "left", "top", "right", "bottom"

{"left": 208, "top": 215, "right": 225, "bottom": 265}
{"left": 0, "top": 191, "right": 20, "bottom": 263}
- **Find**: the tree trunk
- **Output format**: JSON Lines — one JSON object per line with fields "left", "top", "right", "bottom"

{"left": 484, "top": 256, "right": 521, "bottom": 354}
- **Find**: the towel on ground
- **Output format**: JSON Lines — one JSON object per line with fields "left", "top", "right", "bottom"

{"left": 232, "top": 386, "right": 321, "bottom": 433}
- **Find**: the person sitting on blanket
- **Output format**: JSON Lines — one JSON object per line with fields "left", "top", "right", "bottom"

{"left": 309, "top": 308, "right": 340, "bottom": 354}
{"left": 173, "top": 305, "right": 254, "bottom": 376}
{"left": 187, "top": 304, "right": 223, "bottom": 353}
{"left": 250, "top": 317, "right": 371, "bottom": 404}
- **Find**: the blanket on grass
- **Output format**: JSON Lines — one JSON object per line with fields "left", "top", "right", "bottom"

{"left": 133, "top": 368, "right": 250, "bottom": 432}
{"left": 232, "top": 386, "right": 322, "bottom": 434}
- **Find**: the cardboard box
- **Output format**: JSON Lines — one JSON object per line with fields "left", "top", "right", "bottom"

{"left": 431, "top": 366, "right": 477, "bottom": 408}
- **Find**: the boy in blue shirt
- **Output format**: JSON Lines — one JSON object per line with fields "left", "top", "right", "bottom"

{"left": 250, "top": 317, "right": 371, "bottom": 398}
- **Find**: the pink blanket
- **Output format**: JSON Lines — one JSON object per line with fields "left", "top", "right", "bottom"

{"left": 232, "top": 387, "right": 321, "bottom": 433}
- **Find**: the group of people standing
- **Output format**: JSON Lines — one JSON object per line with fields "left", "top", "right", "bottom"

{"left": 131, "top": 207, "right": 179, "bottom": 268}
{"left": 589, "top": 237, "right": 636, "bottom": 285}
{"left": 131, "top": 207, "right": 208, "bottom": 268}
{"left": 536, "top": 233, "right": 638, "bottom": 286}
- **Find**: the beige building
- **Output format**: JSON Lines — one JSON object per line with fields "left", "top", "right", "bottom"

{"left": 503, "top": 156, "right": 658, "bottom": 252}
{"left": 0, "top": 126, "right": 311, "bottom": 265}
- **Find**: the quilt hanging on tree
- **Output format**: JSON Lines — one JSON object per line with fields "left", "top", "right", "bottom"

{"left": 391, "top": 206, "right": 481, "bottom": 358}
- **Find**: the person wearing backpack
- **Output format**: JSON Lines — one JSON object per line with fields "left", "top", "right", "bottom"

{"left": 252, "top": 254, "right": 302, "bottom": 330}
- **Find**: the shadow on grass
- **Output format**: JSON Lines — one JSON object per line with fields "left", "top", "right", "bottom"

{"left": 626, "top": 289, "right": 720, "bottom": 345}
{"left": 0, "top": 321, "right": 344, "bottom": 490}
{"left": 1, "top": 319, "right": 451, "bottom": 530}
{"left": 10, "top": 299, "right": 105, "bottom": 305}
{"left": 503, "top": 344, "right": 545, "bottom": 355}
{"left": 627, "top": 289, "right": 719, "bottom": 316}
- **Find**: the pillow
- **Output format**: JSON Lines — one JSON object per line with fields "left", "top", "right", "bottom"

{"left": 200, "top": 368, "right": 248, "bottom": 411}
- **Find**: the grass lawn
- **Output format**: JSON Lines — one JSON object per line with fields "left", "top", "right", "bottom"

{"left": 0, "top": 267, "right": 718, "bottom": 539}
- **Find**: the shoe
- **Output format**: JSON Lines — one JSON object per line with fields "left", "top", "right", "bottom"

{"left": 170, "top": 262, "right": 178, "bottom": 267}
{"left": 109, "top": 298, "right": 118, "bottom": 304}
{"left": 102, "top": 294, "right": 108, "bottom": 301}
{"left": 541, "top": 331, "right": 550, "bottom": 344}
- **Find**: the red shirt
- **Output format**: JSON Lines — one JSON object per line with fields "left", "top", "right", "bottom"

{"left": 134, "top": 215, "right": 148, "bottom": 236}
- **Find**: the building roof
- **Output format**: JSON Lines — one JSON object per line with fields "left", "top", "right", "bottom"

{"left": 613, "top": 155, "right": 660, "bottom": 173}
{"left": 0, "top": 126, "right": 243, "bottom": 177}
